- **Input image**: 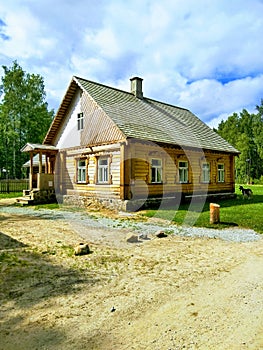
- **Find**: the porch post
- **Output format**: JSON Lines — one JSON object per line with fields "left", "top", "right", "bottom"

{"left": 38, "top": 151, "right": 43, "bottom": 190}
{"left": 29, "top": 152, "right": 33, "bottom": 190}
{"left": 45, "top": 154, "right": 48, "bottom": 174}
{"left": 39, "top": 151, "right": 42, "bottom": 174}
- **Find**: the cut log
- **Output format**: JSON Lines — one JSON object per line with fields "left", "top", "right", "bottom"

{"left": 210, "top": 203, "right": 220, "bottom": 224}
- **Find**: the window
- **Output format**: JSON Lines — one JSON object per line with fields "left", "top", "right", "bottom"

{"left": 151, "top": 158, "right": 162, "bottom": 183}
{"left": 77, "top": 112, "right": 84, "bottom": 131}
{"left": 77, "top": 159, "right": 86, "bottom": 183}
{"left": 218, "top": 164, "right": 225, "bottom": 182}
{"left": 202, "top": 163, "right": 210, "bottom": 183}
{"left": 98, "top": 158, "right": 109, "bottom": 183}
{"left": 178, "top": 161, "right": 188, "bottom": 183}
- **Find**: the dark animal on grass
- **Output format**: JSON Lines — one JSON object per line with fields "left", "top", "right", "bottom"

{"left": 239, "top": 186, "right": 253, "bottom": 199}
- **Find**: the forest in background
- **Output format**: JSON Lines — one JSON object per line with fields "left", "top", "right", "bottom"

{"left": 215, "top": 102, "right": 263, "bottom": 184}
{"left": 0, "top": 61, "right": 54, "bottom": 179}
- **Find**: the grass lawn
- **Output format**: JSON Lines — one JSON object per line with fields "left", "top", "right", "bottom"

{"left": 0, "top": 192, "right": 23, "bottom": 199}
{"left": 143, "top": 185, "right": 263, "bottom": 234}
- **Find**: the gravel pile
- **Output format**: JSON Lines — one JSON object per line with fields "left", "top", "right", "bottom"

{"left": 1, "top": 205, "right": 261, "bottom": 243}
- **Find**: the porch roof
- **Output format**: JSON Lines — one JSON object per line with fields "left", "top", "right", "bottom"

{"left": 21, "top": 143, "right": 58, "bottom": 153}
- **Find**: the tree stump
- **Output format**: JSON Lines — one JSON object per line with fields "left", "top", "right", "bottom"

{"left": 210, "top": 203, "right": 220, "bottom": 224}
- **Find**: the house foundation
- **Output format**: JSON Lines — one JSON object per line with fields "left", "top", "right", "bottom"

{"left": 61, "top": 192, "right": 236, "bottom": 212}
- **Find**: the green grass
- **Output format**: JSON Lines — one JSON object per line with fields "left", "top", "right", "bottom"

{"left": 34, "top": 203, "right": 60, "bottom": 210}
{"left": 143, "top": 185, "right": 263, "bottom": 234}
{"left": 0, "top": 192, "right": 23, "bottom": 199}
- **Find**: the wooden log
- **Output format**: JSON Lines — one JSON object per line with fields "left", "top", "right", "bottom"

{"left": 210, "top": 203, "right": 220, "bottom": 224}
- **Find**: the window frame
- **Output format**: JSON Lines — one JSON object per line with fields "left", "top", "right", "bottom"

{"left": 201, "top": 162, "right": 210, "bottom": 183}
{"left": 97, "top": 157, "right": 109, "bottom": 184}
{"left": 76, "top": 158, "right": 87, "bottom": 183}
{"left": 178, "top": 160, "right": 188, "bottom": 183}
{"left": 77, "top": 112, "right": 84, "bottom": 131}
{"left": 151, "top": 158, "right": 162, "bottom": 183}
{"left": 217, "top": 163, "right": 225, "bottom": 183}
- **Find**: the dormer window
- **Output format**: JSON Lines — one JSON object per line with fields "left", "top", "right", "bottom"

{"left": 77, "top": 112, "right": 84, "bottom": 131}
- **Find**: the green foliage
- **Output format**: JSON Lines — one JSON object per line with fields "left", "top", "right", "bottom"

{"left": 253, "top": 175, "right": 263, "bottom": 185}
{"left": 0, "top": 61, "right": 54, "bottom": 179}
{"left": 216, "top": 102, "right": 263, "bottom": 182}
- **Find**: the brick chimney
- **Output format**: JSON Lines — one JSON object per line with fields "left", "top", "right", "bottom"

{"left": 130, "top": 77, "right": 143, "bottom": 99}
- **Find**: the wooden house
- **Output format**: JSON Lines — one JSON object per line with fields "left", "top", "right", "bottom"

{"left": 20, "top": 76, "right": 239, "bottom": 210}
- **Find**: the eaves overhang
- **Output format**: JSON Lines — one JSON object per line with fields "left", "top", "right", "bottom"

{"left": 43, "top": 77, "right": 80, "bottom": 145}
{"left": 21, "top": 143, "right": 58, "bottom": 153}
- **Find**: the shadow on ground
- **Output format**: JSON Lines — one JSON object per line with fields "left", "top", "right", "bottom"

{"left": 0, "top": 229, "right": 101, "bottom": 350}
{"left": 0, "top": 231, "right": 28, "bottom": 250}
{"left": 0, "top": 232, "right": 99, "bottom": 307}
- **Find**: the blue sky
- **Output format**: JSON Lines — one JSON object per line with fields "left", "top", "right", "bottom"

{"left": 0, "top": 0, "right": 263, "bottom": 128}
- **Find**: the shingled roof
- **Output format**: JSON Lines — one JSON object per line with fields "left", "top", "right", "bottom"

{"left": 44, "top": 76, "right": 239, "bottom": 154}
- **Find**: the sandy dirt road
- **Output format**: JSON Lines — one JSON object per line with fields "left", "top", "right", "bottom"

{"left": 0, "top": 202, "right": 262, "bottom": 349}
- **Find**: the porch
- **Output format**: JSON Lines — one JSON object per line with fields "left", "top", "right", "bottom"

{"left": 17, "top": 143, "right": 58, "bottom": 205}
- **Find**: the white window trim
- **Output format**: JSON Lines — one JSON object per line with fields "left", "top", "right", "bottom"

{"left": 178, "top": 160, "right": 188, "bottom": 183}
{"left": 77, "top": 112, "right": 84, "bottom": 131}
{"left": 202, "top": 162, "right": 210, "bottom": 183}
{"left": 218, "top": 163, "right": 225, "bottom": 183}
{"left": 151, "top": 158, "right": 162, "bottom": 183}
{"left": 97, "top": 157, "right": 109, "bottom": 184}
{"left": 77, "top": 159, "right": 86, "bottom": 183}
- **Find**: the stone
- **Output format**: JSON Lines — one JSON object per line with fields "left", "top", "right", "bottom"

{"left": 126, "top": 233, "right": 139, "bottom": 243}
{"left": 74, "top": 243, "right": 90, "bottom": 256}
{"left": 155, "top": 230, "right": 168, "bottom": 238}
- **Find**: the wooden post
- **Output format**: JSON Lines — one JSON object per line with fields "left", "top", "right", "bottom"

{"left": 120, "top": 143, "right": 125, "bottom": 200}
{"left": 45, "top": 154, "right": 48, "bottom": 174}
{"left": 120, "top": 142, "right": 131, "bottom": 200}
{"left": 210, "top": 203, "right": 220, "bottom": 224}
{"left": 39, "top": 151, "right": 42, "bottom": 174}
{"left": 29, "top": 152, "right": 33, "bottom": 190}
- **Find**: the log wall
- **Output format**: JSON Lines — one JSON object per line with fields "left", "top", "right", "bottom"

{"left": 124, "top": 140, "right": 235, "bottom": 200}
{"left": 55, "top": 140, "right": 235, "bottom": 207}
{"left": 55, "top": 144, "right": 122, "bottom": 200}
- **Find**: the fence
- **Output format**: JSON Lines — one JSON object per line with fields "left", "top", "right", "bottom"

{"left": 0, "top": 179, "right": 29, "bottom": 193}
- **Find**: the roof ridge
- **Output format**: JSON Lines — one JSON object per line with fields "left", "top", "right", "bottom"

{"left": 74, "top": 76, "right": 134, "bottom": 97}
{"left": 74, "top": 75, "right": 191, "bottom": 113}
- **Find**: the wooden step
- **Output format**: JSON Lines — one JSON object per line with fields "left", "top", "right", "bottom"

{"left": 16, "top": 197, "right": 34, "bottom": 206}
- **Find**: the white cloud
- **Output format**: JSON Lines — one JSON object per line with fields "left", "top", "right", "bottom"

{"left": 84, "top": 27, "right": 121, "bottom": 59}
{"left": 177, "top": 74, "right": 263, "bottom": 124}
{"left": 0, "top": 5, "right": 57, "bottom": 59}
{"left": 0, "top": 0, "right": 263, "bottom": 126}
